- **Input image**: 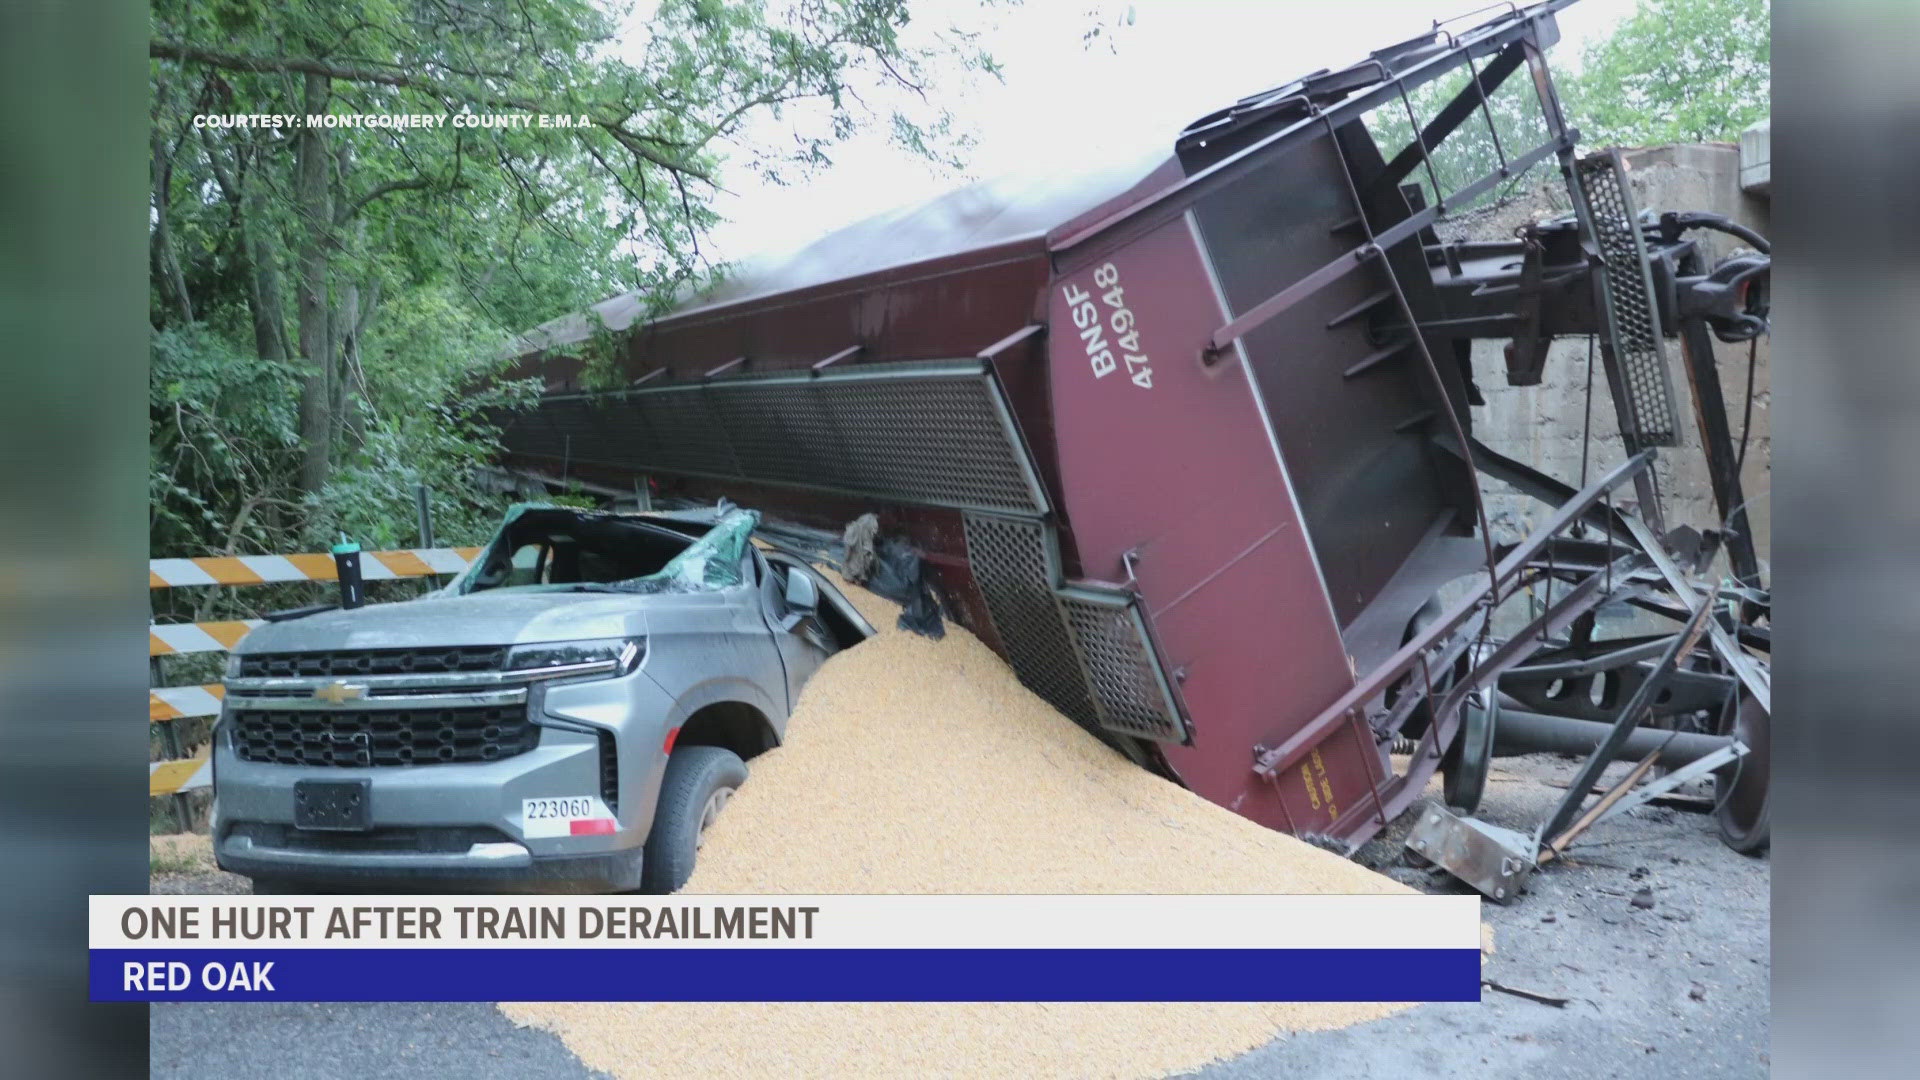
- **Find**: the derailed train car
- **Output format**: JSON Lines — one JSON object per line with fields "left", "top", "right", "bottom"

{"left": 496, "top": 0, "right": 1772, "bottom": 867}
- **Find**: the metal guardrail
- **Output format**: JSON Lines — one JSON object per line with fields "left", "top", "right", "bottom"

{"left": 145, "top": 545, "right": 481, "bottom": 821}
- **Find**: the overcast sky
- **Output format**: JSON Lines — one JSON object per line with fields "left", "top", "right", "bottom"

{"left": 629, "top": 0, "right": 1641, "bottom": 265}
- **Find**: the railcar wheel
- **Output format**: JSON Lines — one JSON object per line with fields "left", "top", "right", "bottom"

{"left": 1441, "top": 691, "right": 1497, "bottom": 814}
{"left": 1390, "top": 597, "right": 1466, "bottom": 742}
{"left": 1714, "top": 691, "right": 1770, "bottom": 854}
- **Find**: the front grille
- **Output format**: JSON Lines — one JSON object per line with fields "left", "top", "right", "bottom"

{"left": 231, "top": 703, "right": 538, "bottom": 767}
{"left": 236, "top": 646, "right": 507, "bottom": 679}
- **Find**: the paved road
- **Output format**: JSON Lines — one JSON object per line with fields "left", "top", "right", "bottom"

{"left": 151, "top": 1001, "right": 607, "bottom": 1080}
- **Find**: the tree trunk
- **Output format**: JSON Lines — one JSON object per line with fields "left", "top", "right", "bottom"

{"left": 331, "top": 139, "right": 372, "bottom": 454}
{"left": 342, "top": 277, "right": 378, "bottom": 452}
{"left": 150, "top": 129, "right": 193, "bottom": 327}
{"left": 202, "top": 131, "right": 290, "bottom": 363}
{"left": 294, "top": 70, "right": 334, "bottom": 495}
{"left": 332, "top": 280, "right": 359, "bottom": 449}
{"left": 242, "top": 140, "right": 292, "bottom": 363}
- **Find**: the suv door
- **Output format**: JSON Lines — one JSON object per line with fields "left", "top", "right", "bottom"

{"left": 753, "top": 550, "right": 833, "bottom": 710}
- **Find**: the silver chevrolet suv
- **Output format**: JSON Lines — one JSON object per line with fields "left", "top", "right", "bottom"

{"left": 209, "top": 505, "right": 869, "bottom": 894}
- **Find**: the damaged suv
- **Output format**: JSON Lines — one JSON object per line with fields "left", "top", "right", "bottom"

{"left": 209, "top": 505, "right": 869, "bottom": 893}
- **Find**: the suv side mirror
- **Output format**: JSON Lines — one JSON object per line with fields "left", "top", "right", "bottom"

{"left": 783, "top": 568, "right": 819, "bottom": 617}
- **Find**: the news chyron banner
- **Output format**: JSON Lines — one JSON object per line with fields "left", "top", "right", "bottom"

{"left": 92, "top": 895, "right": 1481, "bottom": 1002}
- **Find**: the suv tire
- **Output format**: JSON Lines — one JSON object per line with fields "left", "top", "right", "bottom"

{"left": 640, "top": 745, "right": 748, "bottom": 894}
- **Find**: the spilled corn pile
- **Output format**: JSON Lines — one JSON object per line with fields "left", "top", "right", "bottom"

{"left": 504, "top": 579, "right": 1416, "bottom": 1079}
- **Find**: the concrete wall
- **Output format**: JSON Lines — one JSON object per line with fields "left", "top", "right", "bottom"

{"left": 1441, "top": 143, "right": 1772, "bottom": 580}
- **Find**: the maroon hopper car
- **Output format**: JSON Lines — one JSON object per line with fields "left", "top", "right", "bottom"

{"left": 496, "top": 0, "right": 1772, "bottom": 856}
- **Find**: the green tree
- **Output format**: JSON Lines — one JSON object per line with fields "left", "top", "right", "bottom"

{"left": 1360, "top": 0, "right": 1768, "bottom": 214}
{"left": 1362, "top": 57, "right": 1559, "bottom": 215}
{"left": 1563, "top": 0, "right": 1770, "bottom": 145}
{"left": 149, "top": 0, "right": 998, "bottom": 559}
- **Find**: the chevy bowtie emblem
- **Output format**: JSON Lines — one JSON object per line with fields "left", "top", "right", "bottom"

{"left": 312, "top": 681, "right": 367, "bottom": 705}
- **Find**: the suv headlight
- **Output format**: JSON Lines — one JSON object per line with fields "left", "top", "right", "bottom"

{"left": 503, "top": 637, "right": 645, "bottom": 680}
{"left": 223, "top": 652, "right": 244, "bottom": 679}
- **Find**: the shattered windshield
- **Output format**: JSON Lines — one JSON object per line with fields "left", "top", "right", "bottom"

{"left": 457, "top": 505, "right": 761, "bottom": 595}
{"left": 604, "top": 507, "right": 759, "bottom": 594}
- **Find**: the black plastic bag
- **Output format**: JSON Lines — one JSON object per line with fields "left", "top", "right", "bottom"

{"left": 841, "top": 514, "right": 944, "bottom": 639}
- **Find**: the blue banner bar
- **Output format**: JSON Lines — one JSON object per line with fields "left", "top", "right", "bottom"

{"left": 93, "top": 948, "right": 1480, "bottom": 1002}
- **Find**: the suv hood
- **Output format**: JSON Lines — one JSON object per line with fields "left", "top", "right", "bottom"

{"left": 235, "top": 590, "right": 655, "bottom": 654}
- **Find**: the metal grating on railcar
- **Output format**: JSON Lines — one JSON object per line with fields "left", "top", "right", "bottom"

{"left": 1576, "top": 149, "right": 1681, "bottom": 449}
{"left": 963, "top": 514, "right": 1190, "bottom": 746}
{"left": 961, "top": 513, "right": 1103, "bottom": 733}
{"left": 1059, "top": 586, "right": 1191, "bottom": 745}
{"left": 499, "top": 360, "right": 1050, "bottom": 517}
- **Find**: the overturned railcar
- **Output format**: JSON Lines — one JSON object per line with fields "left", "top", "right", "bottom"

{"left": 497, "top": 0, "right": 1772, "bottom": 855}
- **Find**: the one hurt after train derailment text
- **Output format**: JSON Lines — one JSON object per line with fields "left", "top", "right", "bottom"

{"left": 89, "top": 895, "right": 1483, "bottom": 1004}
{"left": 113, "top": 902, "right": 822, "bottom": 942}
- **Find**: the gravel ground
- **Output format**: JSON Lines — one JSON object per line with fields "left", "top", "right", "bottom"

{"left": 1191, "top": 752, "right": 1771, "bottom": 1079}
{"left": 147, "top": 832, "right": 248, "bottom": 895}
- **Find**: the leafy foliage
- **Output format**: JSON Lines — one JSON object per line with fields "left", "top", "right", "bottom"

{"left": 148, "top": 0, "right": 996, "bottom": 565}
{"left": 1563, "top": 0, "right": 1770, "bottom": 146}
{"left": 1361, "top": 58, "right": 1560, "bottom": 216}
{"left": 1361, "top": 0, "right": 1769, "bottom": 217}
{"left": 149, "top": 325, "right": 302, "bottom": 554}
